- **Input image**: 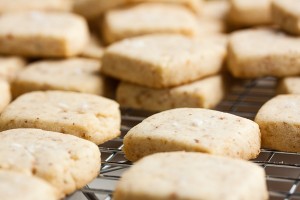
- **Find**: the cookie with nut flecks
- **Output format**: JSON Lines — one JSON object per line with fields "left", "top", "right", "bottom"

{"left": 114, "top": 152, "right": 268, "bottom": 200}
{"left": 0, "top": 11, "right": 89, "bottom": 57}
{"left": 12, "top": 58, "right": 112, "bottom": 98}
{"left": 0, "top": 91, "right": 121, "bottom": 144}
{"left": 0, "top": 128, "right": 100, "bottom": 198}
{"left": 123, "top": 108, "right": 261, "bottom": 161}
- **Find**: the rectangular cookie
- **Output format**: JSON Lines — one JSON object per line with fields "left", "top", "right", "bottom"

{"left": 228, "top": 0, "right": 272, "bottom": 27}
{"left": 0, "top": 128, "right": 100, "bottom": 197}
{"left": 0, "top": 56, "right": 26, "bottom": 82}
{"left": 102, "top": 3, "right": 198, "bottom": 44}
{"left": 12, "top": 58, "right": 113, "bottom": 98}
{"left": 255, "top": 95, "right": 300, "bottom": 152}
{"left": 124, "top": 108, "right": 261, "bottom": 161}
{"left": 0, "top": 0, "right": 72, "bottom": 14}
{"left": 0, "top": 11, "right": 89, "bottom": 58}
{"left": 117, "top": 75, "right": 226, "bottom": 111}
{"left": 114, "top": 152, "right": 268, "bottom": 200}
{"left": 277, "top": 77, "right": 300, "bottom": 94}
{"left": 0, "top": 91, "right": 121, "bottom": 145}
{"left": 228, "top": 28, "right": 300, "bottom": 78}
{"left": 272, "top": 0, "right": 300, "bottom": 35}
{"left": 0, "top": 79, "right": 11, "bottom": 113}
{"left": 102, "top": 34, "right": 226, "bottom": 88}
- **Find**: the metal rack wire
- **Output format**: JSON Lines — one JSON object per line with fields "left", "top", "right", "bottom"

{"left": 68, "top": 77, "right": 300, "bottom": 200}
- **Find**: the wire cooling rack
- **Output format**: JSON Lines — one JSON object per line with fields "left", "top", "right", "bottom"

{"left": 68, "top": 77, "right": 300, "bottom": 200}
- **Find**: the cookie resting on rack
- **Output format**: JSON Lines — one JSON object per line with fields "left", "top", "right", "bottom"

{"left": 0, "top": 128, "right": 100, "bottom": 198}
{"left": 12, "top": 58, "right": 112, "bottom": 98}
{"left": 0, "top": 11, "right": 89, "bottom": 57}
{"left": 123, "top": 108, "right": 261, "bottom": 161}
{"left": 0, "top": 91, "right": 121, "bottom": 144}
{"left": 228, "top": 28, "right": 300, "bottom": 78}
{"left": 255, "top": 95, "right": 300, "bottom": 152}
{"left": 117, "top": 75, "right": 226, "bottom": 111}
{"left": 0, "top": 170, "right": 59, "bottom": 200}
{"left": 102, "top": 34, "right": 226, "bottom": 88}
{"left": 102, "top": 3, "right": 198, "bottom": 44}
{"left": 114, "top": 152, "right": 268, "bottom": 200}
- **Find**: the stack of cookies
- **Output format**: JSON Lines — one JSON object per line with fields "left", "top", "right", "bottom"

{"left": 99, "top": 0, "right": 229, "bottom": 112}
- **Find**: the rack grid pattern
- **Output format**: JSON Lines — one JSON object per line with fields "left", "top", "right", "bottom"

{"left": 68, "top": 77, "right": 300, "bottom": 200}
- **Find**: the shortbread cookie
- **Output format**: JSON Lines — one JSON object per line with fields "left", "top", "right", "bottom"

{"left": 228, "top": 0, "right": 272, "bottom": 27}
{"left": 102, "top": 34, "right": 226, "bottom": 88}
{"left": 114, "top": 152, "right": 268, "bottom": 200}
{"left": 272, "top": 0, "right": 300, "bottom": 35}
{"left": 0, "top": 56, "right": 26, "bottom": 81}
{"left": 255, "top": 95, "right": 300, "bottom": 152}
{"left": 277, "top": 77, "right": 300, "bottom": 94}
{"left": 73, "top": 0, "right": 125, "bottom": 19}
{"left": 202, "top": 0, "right": 229, "bottom": 20}
{"left": 228, "top": 28, "right": 300, "bottom": 78}
{"left": 0, "top": 0, "right": 72, "bottom": 14}
{"left": 0, "top": 11, "right": 89, "bottom": 58}
{"left": 0, "top": 170, "right": 58, "bottom": 200}
{"left": 80, "top": 35, "right": 104, "bottom": 59}
{"left": 0, "top": 79, "right": 11, "bottom": 113}
{"left": 0, "top": 128, "right": 100, "bottom": 197}
{"left": 103, "top": 3, "right": 198, "bottom": 44}
{"left": 126, "top": 0, "right": 203, "bottom": 14}
{"left": 117, "top": 75, "right": 226, "bottom": 111}
{"left": 12, "top": 58, "right": 110, "bottom": 98}
{"left": 124, "top": 108, "right": 261, "bottom": 161}
{"left": 0, "top": 91, "right": 121, "bottom": 144}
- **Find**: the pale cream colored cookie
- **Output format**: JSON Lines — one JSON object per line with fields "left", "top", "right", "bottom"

{"left": 102, "top": 34, "right": 226, "bottom": 88}
{"left": 0, "top": 79, "right": 11, "bottom": 113}
{"left": 272, "top": 0, "right": 300, "bottom": 35}
{"left": 80, "top": 35, "right": 104, "bottom": 59}
{"left": 277, "top": 77, "right": 300, "bottom": 94}
{"left": 228, "top": 28, "right": 300, "bottom": 78}
{"left": 0, "top": 91, "right": 121, "bottom": 145}
{"left": 124, "top": 108, "right": 261, "bottom": 161}
{"left": 0, "top": 170, "right": 59, "bottom": 200}
{"left": 0, "top": 11, "right": 89, "bottom": 58}
{"left": 0, "top": 0, "right": 72, "bottom": 14}
{"left": 114, "top": 152, "right": 268, "bottom": 200}
{"left": 228, "top": 0, "right": 272, "bottom": 27}
{"left": 0, "top": 128, "right": 100, "bottom": 197}
{"left": 0, "top": 56, "right": 26, "bottom": 82}
{"left": 12, "top": 58, "right": 111, "bottom": 98}
{"left": 117, "top": 75, "right": 226, "bottom": 111}
{"left": 103, "top": 3, "right": 199, "bottom": 44}
{"left": 255, "top": 95, "right": 300, "bottom": 152}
